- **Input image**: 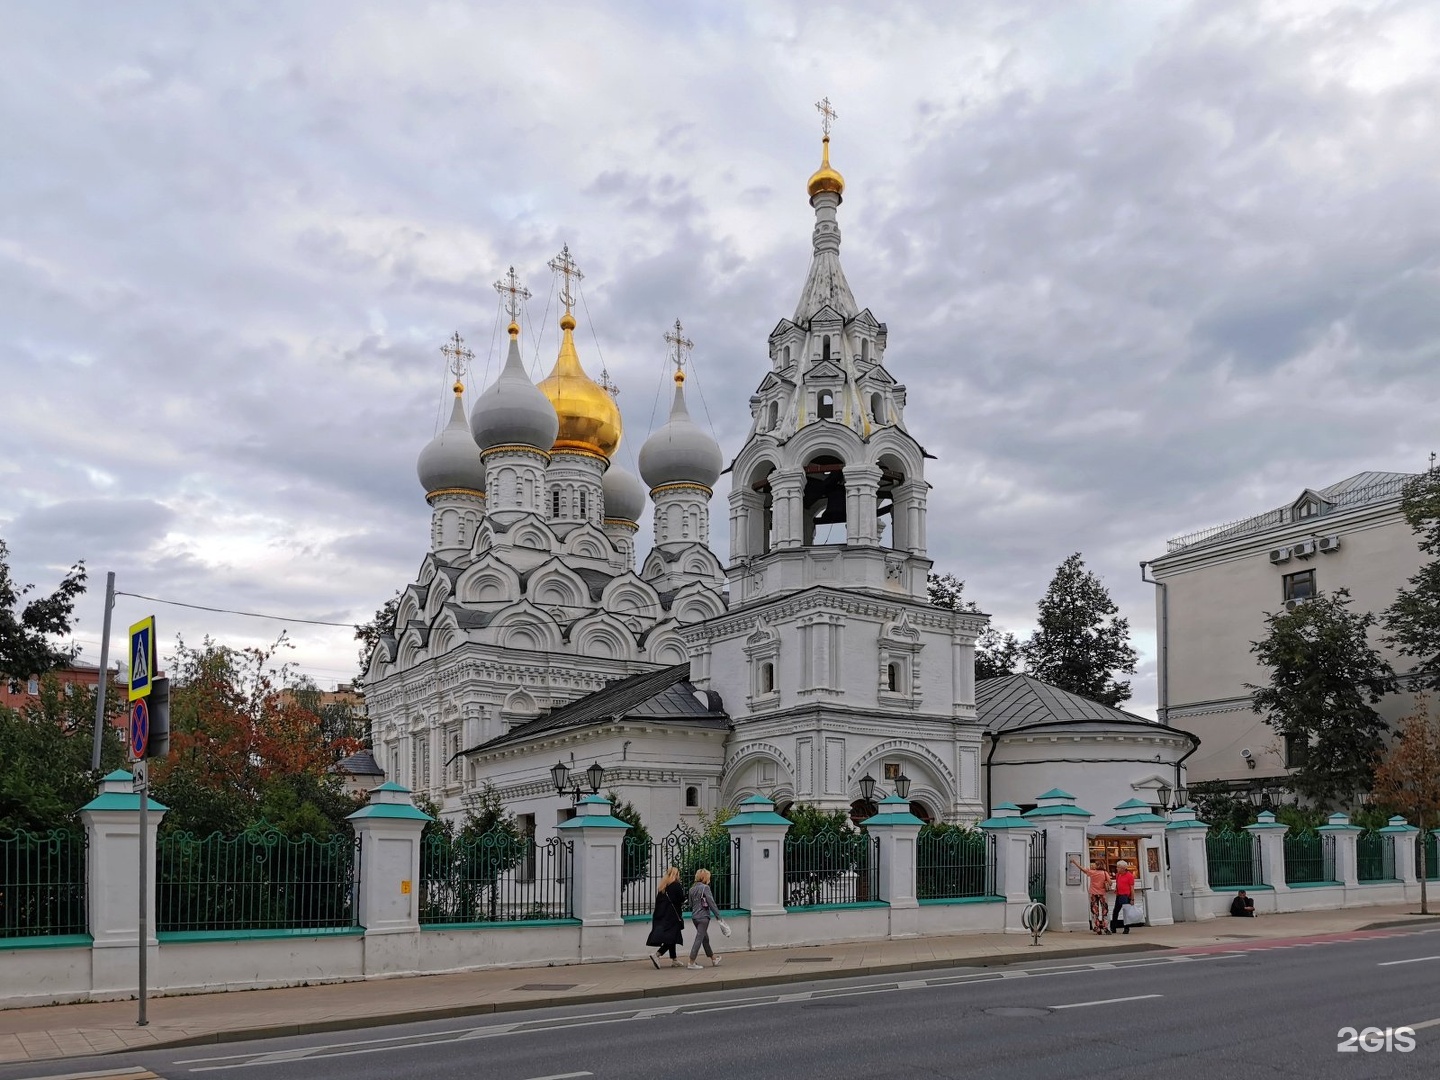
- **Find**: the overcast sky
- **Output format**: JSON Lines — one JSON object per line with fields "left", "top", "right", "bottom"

{"left": 4, "top": 0, "right": 1438, "bottom": 710}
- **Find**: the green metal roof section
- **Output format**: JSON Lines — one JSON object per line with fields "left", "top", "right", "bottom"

{"left": 372, "top": 781, "right": 414, "bottom": 794}
{"left": 1378, "top": 816, "right": 1419, "bottom": 835}
{"left": 348, "top": 802, "right": 432, "bottom": 822}
{"left": 1036, "top": 788, "right": 1075, "bottom": 800}
{"left": 556, "top": 813, "right": 630, "bottom": 830}
{"left": 1165, "top": 818, "right": 1210, "bottom": 831}
{"left": 1113, "top": 798, "right": 1151, "bottom": 810}
{"left": 861, "top": 810, "right": 926, "bottom": 827}
{"left": 1245, "top": 811, "right": 1287, "bottom": 831}
{"left": 101, "top": 769, "right": 133, "bottom": 782}
{"left": 1104, "top": 812, "right": 1168, "bottom": 827}
{"left": 81, "top": 792, "right": 168, "bottom": 813}
{"left": 726, "top": 811, "right": 792, "bottom": 827}
{"left": 979, "top": 812, "right": 1033, "bottom": 829}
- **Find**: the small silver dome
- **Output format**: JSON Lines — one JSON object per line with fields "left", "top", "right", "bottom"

{"left": 602, "top": 462, "right": 646, "bottom": 522}
{"left": 471, "top": 330, "right": 560, "bottom": 452}
{"left": 418, "top": 393, "right": 486, "bottom": 495}
{"left": 638, "top": 377, "right": 723, "bottom": 490}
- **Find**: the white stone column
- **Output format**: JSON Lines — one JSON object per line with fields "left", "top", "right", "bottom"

{"left": 1022, "top": 789, "right": 1093, "bottom": 933}
{"left": 1318, "top": 811, "right": 1362, "bottom": 892}
{"left": 556, "top": 794, "right": 629, "bottom": 961}
{"left": 79, "top": 769, "right": 167, "bottom": 998}
{"left": 347, "top": 782, "right": 431, "bottom": 975}
{"left": 726, "top": 796, "right": 791, "bottom": 948}
{"left": 1165, "top": 807, "right": 1215, "bottom": 922}
{"left": 862, "top": 796, "right": 922, "bottom": 939}
{"left": 771, "top": 469, "right": 804, "bottom": 549}
{"left": 843, "top": 465, "right": 881, "bottom": 547}
{"left": 1379, "top": 816, "right": 1419, "bottom": 886}
{"left": 1246, "top": 811, "right": 1290, "bottom": 899}
{"left": 980, "top": 803, "right": 1039, "bottom": 932}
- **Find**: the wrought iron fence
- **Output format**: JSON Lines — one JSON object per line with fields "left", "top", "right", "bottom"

{"left": 1206, "top": 829, "right": 1260, "bottom": 888}
{"left": 1420, "top": 831, "right": 1439, "bottom": 881}
{"left": 1356, "top": 832, "right": 1395, "bottom": 882}
{"left": 420, "top": 831, "right": 572, "bottom": 924}
{"left": 157, "top": 824, "right": 359, "bottom": 933}
{"left": 0, "top": 827, "right": 87, "bottom": 939}
{"left": 621, "top": 827, "right": 740, "bottom": 917}
{"left": 916, "top": 828, "right": 995, "bottom": 900}
{"left": 783, "top": 832, "right": 879, "bottom": 908}
{"left": 1283, "top": 831, "right": 1336, "bottom": 885}
{"left": 1027, "top": 832, "right": 1046, "bottom": 905}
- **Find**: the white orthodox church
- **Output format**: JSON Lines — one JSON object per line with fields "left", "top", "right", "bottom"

{"left": 362, "top": 131, "right": 1197, "bottom": 838}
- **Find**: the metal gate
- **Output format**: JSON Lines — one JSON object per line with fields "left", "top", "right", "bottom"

{"left": 1027, "top": 832, "right": 1047, "bottom": 905}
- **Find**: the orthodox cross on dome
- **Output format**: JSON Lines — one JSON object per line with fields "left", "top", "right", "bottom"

{"left": 547, "top": 244, "right": 584, "bottom": 315}
{"left": 597, "top": 364, "right": 620, "bottom": 399}
{"left": 492, "top": 266, "right": 532, "bottom": 323}
{"left": 815, "top": 96, "right": 837, "bottom": 137}
{"left": 440, "top": 331, "right": 474, "bottom": 389}
{"left": 663, "top": 318, "right": 694, "bottom": 381}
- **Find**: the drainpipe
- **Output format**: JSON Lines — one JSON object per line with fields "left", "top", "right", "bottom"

{"left": 1140, "top": 561, "right": 1168, "bottom": 726}
{"left": 983, "top": 731, "right": 1000, "bottom": 819}
{"left": 1174, "top": 739, "right": 1199, "bottom": 797}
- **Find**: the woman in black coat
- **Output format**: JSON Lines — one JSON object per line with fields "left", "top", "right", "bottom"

{"left": 646, "top": 866, "right": 686, "bottom": 968}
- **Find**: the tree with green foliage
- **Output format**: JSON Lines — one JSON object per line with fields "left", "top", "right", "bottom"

{"left": 355, "top": 593, "right": 400, "bottom": 677}
{"left": 0, "top": 540, "right": 86, "bottom": 691}
{"left": 926, "top": 571, "right": 1023, "bottom": 680}
{"left": 607, "top": 791, "right": 652, "bottom": 888}
{"left": 0, "top": 677, "right": 126, "bottom": 831}
{"left": 782, "top": 802, "right": 868, "bottom": 906}
{"left": 1384, "top": 469, "right": 1440, "bottom": 691}
{"left": 1186, "top": 781, "right": 1256, "bottom": 833}
{"left": 1021, "top": 553, "right": 1138, "bottom": 706}
{"left": 1248, "top": 589, "right": 1394, "bottom": 809}
{"left": 419, "top": 783, "right": 527, "bottom": 923}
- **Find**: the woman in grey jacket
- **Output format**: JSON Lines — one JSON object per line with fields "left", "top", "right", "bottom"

{"left": 686, "top": 868, "right": 722, "bottom": 969}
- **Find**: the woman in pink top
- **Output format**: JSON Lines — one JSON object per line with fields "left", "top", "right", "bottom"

{"left": 1069, "top": 857, "right": 1112, "bottom": 935}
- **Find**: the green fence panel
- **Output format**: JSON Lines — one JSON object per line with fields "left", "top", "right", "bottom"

{"left": 1420, "top": 832, "right": 1439, "bottom": 881}
{"left": 1027, "top": 832, "right": 1046, "bottom": 905}
{"left": 621, "top": 827, "right": 740, "bottom": 917}
{"left": 157, "top": 823, "right": 359, "bottom": 932}
{"left": 1283, "top": 831, "right": 1335, "bottom": 885}
{"left": 1206, "top": 829, "right": 1259, "bottom": 887}
{"left": 0, "top": 828, "right": 87, "bottom": 939}
{"left": 784, "top": 832, "right": 879, "bottom": 908}
{"left": 916, "top": 829, "right": 994, "bottom": 900}
{"left": 1356, "top": 832, "right": 1394, "bottom": 882}
{"left": 420, "top": 831, "right": 572, "bottom": 924}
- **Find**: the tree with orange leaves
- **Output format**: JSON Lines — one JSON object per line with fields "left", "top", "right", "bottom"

{"left": 152, "top": 634, "right": 364, "bottom": 837}
{"left": 1372, "top": 694, "right": 1440, "bottom": 915}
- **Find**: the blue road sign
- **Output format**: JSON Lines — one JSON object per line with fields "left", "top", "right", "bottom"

{"left": 130, "top": 698, "right": 150, "bottom": 759}
{"left": 129, "top": 616, "right": 155, "bottom": 700}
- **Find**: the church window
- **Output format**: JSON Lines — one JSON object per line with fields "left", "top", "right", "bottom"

{"left": 860, "top": 339, "right": 870, "bottom": 362}
{"left": 817, "top": 390, "right": 834, "bottom": 420}
{"left": 551, "top": 490, "right": 562, "bottom": 518}
{"left": 767, "top": 400, "right": 779, "bottom": 431}
{"left": 822, "top": 336, "right": 831, "bottom": 361}
{"left": 685, "top": 786, "right": 700, "bottom": 808}
{"left": 783, "top": 345, "right": 792, "bottom": 365}
{"left": 390, "top": 747, "right": 400, "bottom": 783}
{"left": 871, "top": 393, "right": 884, "bottom": 424}
{"left": 887, "top": 662, "right": 900, "bottom": 692}
{"left": 760, "top": 662, "right": 775, "bottom": 694}
{"left": 448, "top": 730, "right": 462, "bottom": 784}
{"left": 579, "top": 491, "right": 588, "bottom": 518}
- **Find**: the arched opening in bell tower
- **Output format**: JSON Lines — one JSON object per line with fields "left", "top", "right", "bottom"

{"left": 803, "top": 453, "right": 847, "bottom": 545}
{"left": 748, "top": 461, "right": 776, "bottom": 553}
{"left": 876, "top": 453, "right": 907, "bottom": 549}
{"left": 817, "top": 389, "right": 835, "bottom": 420}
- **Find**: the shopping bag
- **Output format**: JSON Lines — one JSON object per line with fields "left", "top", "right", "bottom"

{"left": 717, "top": 918, "right": 732, "bottom": 938}
{"left": 1121, "top": 902, "right": 1145, "bottom": 926}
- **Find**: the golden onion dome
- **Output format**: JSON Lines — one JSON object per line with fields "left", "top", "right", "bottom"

{"left": 536, "top": 311, "right": 622, "bottom": 459}
{"left": 807, "top": 135, "right": 845, "bottom": 201}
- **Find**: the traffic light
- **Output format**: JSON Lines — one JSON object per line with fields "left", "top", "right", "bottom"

{"left": 146, "top": 676, "right": 170, "bottom": 759}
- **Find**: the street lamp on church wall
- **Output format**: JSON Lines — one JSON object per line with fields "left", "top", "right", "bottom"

{"left": 551, "top": 760, "right": 605, "bottom": 803}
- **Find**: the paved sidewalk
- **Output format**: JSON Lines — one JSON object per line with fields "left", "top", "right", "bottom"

{"left": 3, "top": 905, "right": 1436, "bottom": 1065}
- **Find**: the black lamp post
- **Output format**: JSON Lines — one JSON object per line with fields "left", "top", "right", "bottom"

{"left": 858, "top": 774, "right": 877, "bottom": 803}
{"left": 551, "top": 760, "right": 605, "bottom": 803}
{"left": 1247, "top": 787, "right": 1265, "bottom": 809}
{"left": 1175, "top": 785, "right": 1189, "bottom": 810}
{"left": 894, "top": 774, "right": 912, "bottom": 799}
{"left": 1157, "top": 783, "right": 1172, "bottom": 812}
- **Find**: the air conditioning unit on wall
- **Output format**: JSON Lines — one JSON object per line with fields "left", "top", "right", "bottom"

{"left": 1284, "top": 598, "right": 1305, "bottom": 612}
{"left": 1293, "top": 540, "right": 1317, "bottom": 559}
{"left": 1269, "top": 547, "right": 1292, "bottom": 564}
{"left": 1318, "top": 535, "right": 1341, "bottom": 554}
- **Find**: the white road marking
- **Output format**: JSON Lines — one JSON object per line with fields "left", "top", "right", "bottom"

{"left": 518, "top": 1073, "right": 593, "bottom": 1080}
{"left": 1406, "top": 1016, "right": 1440, "bottom": 1031}
{"left": 1378, "top": 955, "right": 1440, "bottom": 966}
{"left": 9, "top": 1070, "right": 156, "bottom": 1080}
{"left": 1051, "top": 994, "right": 1163, "bottom": 1010}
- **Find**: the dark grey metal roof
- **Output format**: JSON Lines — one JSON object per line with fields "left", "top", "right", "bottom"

{"left": 443, "top": 602, "right": 495, "bottom": 629}
{"left": 335, "top": 749, "right": 385, "bottom": 777}
{"left": 466, "top": 662, "right": 729, "bottom": 755}
{"left": 976, "top": 674, "right": 1179, "bottom": 735}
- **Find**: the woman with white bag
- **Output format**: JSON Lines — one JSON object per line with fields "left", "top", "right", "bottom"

{"left": 686, "top": 868, "right": 723, "bottom": 969}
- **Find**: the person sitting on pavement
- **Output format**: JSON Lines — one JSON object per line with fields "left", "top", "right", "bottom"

{"left": 1230, "top": 890, "right": 1256, "bottom": 917}
{"left": 1069, "top": 856, "right": 1113, "bottom": 935}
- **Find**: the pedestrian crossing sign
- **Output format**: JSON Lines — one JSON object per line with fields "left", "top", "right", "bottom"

{"left": 129, "top": 616, "right": 156, "bottom": 701}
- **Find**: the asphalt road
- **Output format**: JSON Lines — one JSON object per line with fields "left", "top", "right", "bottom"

{"left": 8, "top": 927, "right": 1440, "bottom": 1080}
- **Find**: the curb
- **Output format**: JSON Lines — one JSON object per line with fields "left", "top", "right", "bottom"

{"left": 130, "top": 941, "right": 1168, "bottom": 1054}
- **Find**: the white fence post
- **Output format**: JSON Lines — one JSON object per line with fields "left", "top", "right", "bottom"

{"left": 556, "top": 794, "right": 629, "bottom": 961}
{"left": 1023, "top": 789, "right": 1093, "bottom": 933}
{"left": 726, "top": 795, "right": 791, "bottom": 948}
{"left": 1165, "top": 806, "right": 1214, "bottom": 922}
{"left": 1318, "top": 811, "right": 1361, "bottom": 891}
{"left": 347, "top": 781, "right": 430, "bottom": 973}
{"left": 980, "top": 802, "right": 1038, "bottom": 932}
{"left": 1380, "top": 816, "right": 1419, "bottom": 894}
{"left": 861, "top": 796, "right": 923, "bottom": 939}
{"left": 1246, "top": 810, "right": 1290, "bottom": 900}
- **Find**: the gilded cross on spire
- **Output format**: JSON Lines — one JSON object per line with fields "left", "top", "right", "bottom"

{"left": 597, "top": 364, "right": 620, "bottom": 399}
{"left": 664, "top": 318, "right": 694, "bottom": 383}
{"left": 547, "top": 244, "right": 584, "bottom": 315}
{"left": 815, "top": 96, "right": 837, "bottom": 137}
{"left": 440, "top": 331, "right": 474, "bottom": 392}
{"left": 493, "top": 266, "right": 532, "bottom": 323}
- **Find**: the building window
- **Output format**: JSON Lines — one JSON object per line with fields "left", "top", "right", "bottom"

{"left": 860, "top": 339, "right": 870, "bottom": 362}
{"left": 822, "top": 336, "right": 831, "bottom": 361}
{"left": 579, "top": 491, "right": 588, "bottom": 518}
{"left": 760, "top": 662, "right": 775, "bottom": 694}
{"left": 1283, "top": 570, "right": 1316, "bottom": 602}
{"left": 768, "top": 401, "right": 779, "bottom": 430}
{"left": 817, "top": 390, "right": 835, "bottom": 420}
{"left": 1296, "top": 499, "right": 1320, "bottom": 519}
{"left": 871, "top": 393, "right": 884, "bottom": 424}
{"left": 886, "top": 662, "right": 901, "bottom": 693}
{"left": 685, "top": 786, "right": 700, "bottom": 808}
{"left": 26, "top": 678, "right": 38, "bottom": 695}
{"left": 1284, "top": 734, "right": 1309, "bottom": 769}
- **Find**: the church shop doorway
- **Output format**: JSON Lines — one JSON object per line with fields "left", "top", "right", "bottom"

{"left": 1088, "top": 835, "right": 1140, "bottom": 876}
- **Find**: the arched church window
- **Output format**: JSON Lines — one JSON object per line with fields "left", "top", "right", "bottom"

{"left": 760, "top": 661, "right": 775, "bottom": 694}
{"left": 579, "top": 491, "right": 588, "bottom": 518}
{"left": 685, "top": 786, "right": 700, "bottom": 808}
{"left": 783, "top": 345, "right": 792, "bottom": 365}
{"left": 887, "top": 662, "right": 900, "bottom": 693}
{"left": 871, "top": 393, "right": 884, "bottom": 424}
{"left": 909, "top": 801, "right": 933, "bottom": 824}
{"left": 551, "top": 490, "right": 562, "bottom": 518}
{"left": 817, "top": 390, "right": 834, "bottom": 420}
{"left": 802, "top": 454, "right": 847, "bottom": 545}
{"left": 860, "top": 339, "right": 870, "bottom": 362}
{"left": 822, "top": 336, "right": 832, "bottom": 361}
{"left": 767, "top": 400, "right": 779, "bottom": 431}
